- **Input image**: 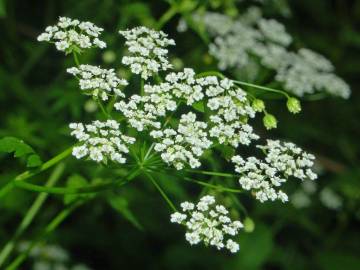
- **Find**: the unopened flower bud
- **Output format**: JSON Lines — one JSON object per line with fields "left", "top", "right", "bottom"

{"left": 263, "top": 114, "right": 277, "bottom": 130}
{"left": 287, "top": 97, "right": 301, "bottom": 114}
{"left": 252, "top": 99, "right": 265, "bottom": 112}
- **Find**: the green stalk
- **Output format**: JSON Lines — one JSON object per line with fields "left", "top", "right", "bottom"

{"left": 5, "top": 167, "right": 141, "bottom": 270}
{"left": 140, "top": 79, "right": 145, "bottom": 96}
{"left": 182, "top": 177, "right": 242, "bottom": 193}
{"left": 233, "top": 80, "right": 290, "bottom": 98}
{"left": 144, "top": 171, "right": 177, "bottom": 212}
{"left": 156, "top": 5, "right": 178, "bottom": 30}
{"left": 5, "top": 202, "right": 81, "bottom": 270}
{"left": 0, "top": 163, "right": 65, "bottom": 268}
{"left": 184, "top": 169, "right": 237, "bottom": 178}
{"left": 0, "top": 146, "right": 73, "bottom": 200}
{"left": 72, "top": 52, "right": 80, "bottom": 67}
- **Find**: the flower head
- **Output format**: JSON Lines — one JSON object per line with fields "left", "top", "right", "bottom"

{"left": 70, "top": 120, "right": 135, "bottom": 164}
{"left": 67, "top": 65, "right": 128, "bottom": 101}
{"left": 171, "top": 195, "right": 243, "bottom": 253}
{"left": 37, "top": 17, "right": 106, "bottom": 53}
{"left": 119, "top": 27, "right": 175, "bottom": 79}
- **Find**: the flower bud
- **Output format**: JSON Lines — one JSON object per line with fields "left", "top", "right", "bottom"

{"left": 252, "top": 99, "right": 265, "bottom": 112}
{"left": 287, "top": 97, "right": 301, "bottom": 114}
{"left": 263, "top": 114, "right": 277, "bottom": 130}
{"left": 243, "top": 217, "right": 255, "bottom": 233}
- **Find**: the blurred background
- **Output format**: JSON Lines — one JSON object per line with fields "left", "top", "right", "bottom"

{"left": 0, "top": 0, "right": 359, "bottom": 269}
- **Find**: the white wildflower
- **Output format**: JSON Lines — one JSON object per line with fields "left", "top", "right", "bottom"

{"left": 150, "top": 112, "right": 212, "bottom": 170}
{"left": 171, "top": 196, "right": 243, "bottom": 253}
{"left": 67, "top": 65, "right": 128, "bottom": 100}
{"left": 69, "top": 120, "right": 135, "bottom": 164}
{"left": 119, "top": 26, "right": 175, "bottom": 79}
{"left": 232, "top": 140, "right": 317, "bottom": 203}
{"left": 37, "top": 17, "right": 106, "bottom": 53}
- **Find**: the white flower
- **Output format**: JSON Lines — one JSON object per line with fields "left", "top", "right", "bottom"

{"left": 232, "top": 140, "right": 317, "bottom": 203}
{"left": 195, "top": 10, "right": 350, "bottom": 98}
{"left": 171, "top": 196, "right": 242, "bottom": 253}
{"left": 151, "top": 112, "right": 212, "bottom": 170}
{"left": 69, "top": 120, "right": 135, "bottom": 164}
{"left": 37, "top": 17, "right": 106, "bottom": 53}
{"left": 66, "top": 65, "right": 128, "bottom": 100}
{"left": 119, "top": 27, "right": 175, "bottom": 79}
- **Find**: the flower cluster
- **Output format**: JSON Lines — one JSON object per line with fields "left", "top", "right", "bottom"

{"left": 67, "top": 65, "right": 128, "bottom": 100}
{"left": 37, "top": 17, "right": 106, "bottom": 53}
{"left": 205, "top": 78, "right": 258, "bottom": 147}
{"left": 189, "top": 10, "right": 350, "bottom": 98}
{"left": 232, "top": 140, "right": 317, "bottom": 202}
{"left": 114, "top": 95, "right": 163, "bottom": 131}
{"left": 150, "top": 112, "right": 212, "bottom": 170}
{"left": 170, "top": 195, "right": 243, "bottom": 253}
{"left": 70, "top": 120, "right": 135, "bottom": 163}
{"left": 119, "top": 26, "right": 175, "bottom": 79}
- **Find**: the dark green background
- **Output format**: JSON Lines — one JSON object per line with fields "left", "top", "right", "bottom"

{"left": 1, "top": 0, "right": 359, "bottom": 269}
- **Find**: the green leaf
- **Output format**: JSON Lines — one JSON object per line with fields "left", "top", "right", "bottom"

{"left": 108, "top": 195, "right": 144, "bottom": 231}
{"left": 0, "top": 136, "right": 43, "bottom": 168}
{"left": 192, "top": 100, "right": 205, "bottom": 112}
{"left": 64, "top": 174, "right": 89, "bottom": 205}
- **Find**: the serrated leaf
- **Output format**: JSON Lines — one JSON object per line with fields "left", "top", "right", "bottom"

{"left": 108, "top": 195, "right": 143, "bottom": 231}
{"left": 64, "top": 174, "right": 89, "bottom": 205}
{"left": 0, "top": 136, "right": 43, "bottom": 168}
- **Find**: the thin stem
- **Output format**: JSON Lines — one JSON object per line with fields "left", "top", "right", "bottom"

{"left": 72, "top": 52, "right": 80, "bottom": 67}
{"left": 143, "top": 171, "right": 177, "bottom": 212}
{"left": 195, "top": 70, "right": 225, "bottom": 79}
{"left": 5, "top": 202, "right": 82, "bottom": 270}
{"left": 183, "top": 177, "right": 242, "bottom": 193}
{"left": 233, "top": 80, "right": 290, "bottom": 98}
{"left": 140, "top": 79, "right": 145, "bottom": 96}
{"left": 184, "top": 169, "right": 238, "bottom": 178}
{"left": 13, "top": 167, "right": 142, "bottom": 195}
{"left": 97, "top": 99, "right": 111, "bottom": 118}
{"left": 0, "top": 146, "right": 73, "bottom": 200}
{"left": 155, "top": 5, "right": 178, "bottom": 30}
{"left": 0, "top": 163, "right": 65, "bottom": 268}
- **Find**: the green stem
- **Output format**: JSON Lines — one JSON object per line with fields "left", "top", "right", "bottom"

{"left": 156, "top": 5, "right": 178, "bottom": 30}
{"left": 144, "top": 171, "right": 177, "bottom": 212}
{"left": 73, "top": 52, "right": 80, "bottom": 67}
{"left": 195, "top": 70, "right": 225, "bottom": 79}
{"left": 5, "top": 167, "right": 141, "bottom": 270}
{"left": 5, "top": 202, "right": 82, "bottom": 270}
{"left": 140, "top": 79, "right": 145, "bottom": 96}
{"left": 0, "top": 163, "right": 65, "bottom": 268}
{"left": 97, "top": 99, "right": 111, "bottom": 118}
{"left": 185, "top": 169, "right": 237, "bottom": 178}
{"left": 183, "top": 177, "right": 242, "bottom": 193}
{"left": 233, "top": 80, "right": 290, "bottom": 98}
{"left": 14, "top": 167, "right": 142, "bottom": 195}
{"left": 0, "top": 146, "right": 73, "bottom": 200}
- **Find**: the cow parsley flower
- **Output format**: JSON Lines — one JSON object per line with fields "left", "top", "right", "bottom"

{"left": 70, "top": 120, "right": 135, "bottom": 164}
{"left": 114, "top": 95, "right": 162, "bottom": 131}
{"left": 67, "top": 65, "right": 128, "bottom": 100}
{"left": 150, "top": 112, "right": 212, "bottom": 170}
{"left": 119, "top": 27, "right": 175, "bottom": 79}
{"left": 170, "top": 195, "right": 243, "bottom": 253}
{"left": 37, "top": 17, "right": 106, "bottom": 53}
{"left": 193, "top": 10, "right": 350, "bottom": 98}
{"left": 232, "top": 140, "right": 317, "bottom": 203}
{"left": 205, "top": 78, "right": 259, "bottom": 147}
